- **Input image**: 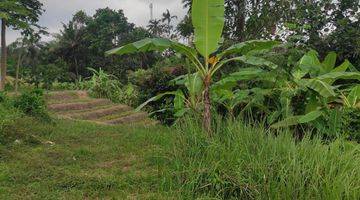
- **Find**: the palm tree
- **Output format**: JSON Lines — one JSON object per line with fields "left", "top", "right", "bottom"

{"left": 161, "top": 9, "right": 178, "bottom": 38}
{"left": 161, "top": 9, "right": 177, "bottom": 25}
{"left": 147, "top": 19, "right": 164, "bottom": 37}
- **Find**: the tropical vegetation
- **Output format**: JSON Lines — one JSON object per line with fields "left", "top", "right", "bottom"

{"left": 0, "top": 0, "right": 360, "bottom": 199}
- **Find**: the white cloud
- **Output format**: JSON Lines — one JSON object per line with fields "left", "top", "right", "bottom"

{"left": 7, "top": 0, "right": 186, "bottom": 43}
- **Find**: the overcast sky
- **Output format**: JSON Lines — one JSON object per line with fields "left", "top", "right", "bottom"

{"left": 7, "top": 0, "right": 186, "bottom": 43}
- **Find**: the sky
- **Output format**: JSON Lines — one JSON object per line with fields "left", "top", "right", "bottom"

{"left": 7, "top": 0, "right": 186, "bottom": 43}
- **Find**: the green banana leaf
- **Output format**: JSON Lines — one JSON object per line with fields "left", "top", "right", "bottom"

{"left": 331, "top": 60, "right": 350, "bottom": 73}
{"left": 317, "top": 72, "right": 360, "bottom": 82}
{"left": 218, "top": 40, "right": 279, "bottom": 59}
{"left": 271, "top": 110, "right": 323, "bottom": 128}
{"left": 298, "top": 50, "right": 321, "bottom": 78}
{"left": 106, "top": 38, "right": 198, "bottom": 62}
{"left": 306, "top": 79, "right": 336, "bottom": 98}
{"left": 348, "top": 85, "right": 360, "bottom": 106}
{"left": 192, "top": 0, "right": 225, "bottom": 58}
{"left": 135, "top": 91, "right": 178, "bottom": 112}
{"left": 321, "top": 51, "right": 337, "bottom": 72}
{"left": 212, "top": 67, "right": 264, "bottom": 90}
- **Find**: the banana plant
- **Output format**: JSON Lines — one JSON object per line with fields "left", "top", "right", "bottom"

{"left": 210, "top": 67, "right": 274, "bottom": 117}
{"left": 106, "top": 0, "right": 278, "bottom": 134}
{"left": 135, "top": 73, "right": 204, "bottom": 118}
{"left": 342, "top": 85, "right": 360, "bottom": 108}
{"left": 271, "top": 51, "right": 360, "bottom": 128}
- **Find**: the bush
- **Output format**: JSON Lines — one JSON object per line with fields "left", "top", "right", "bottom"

{"left": 342, "top": 108, "right": 360, "bottom": 142}
{"left": 0, "top": 92, "right": 6, "bottom": 103}
{"left": 163, "top": 117, "right": 360, "bottom": 199}
{"left": 0, "top": 104, "right": 22, "bottom": 140}
{"left": 13, "top": 89, "right": 50, "bottom": 121}
{"left": 107, "top": 84, "right": 140, "bottom": 107}
{"left": 129, "top": 57, "right": 187, "bottom": 124}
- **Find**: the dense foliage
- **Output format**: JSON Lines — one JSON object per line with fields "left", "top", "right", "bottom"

{"left": 0, "top": 0, "right": 360, "bottom": 198}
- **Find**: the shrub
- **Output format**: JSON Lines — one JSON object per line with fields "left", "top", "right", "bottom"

{"left": 108, "top": 83, "right": 140, "bottom": 107}
{"left": 0, "top": 92, "right": 6, "bottom": 103}
{"left": 0, "top": 103, "right": 24, "bottom": 145}
{"left": 129, "top": 58, "right": 187, "bottom": 124}
{"left": 13, "top": 89, "right": 50, "bottom": 121}
{"left": 342, "top": 108, "right": 360, "bottom": 142}
{"left": 163, "top": 117, "right": 360, "bottom": 199}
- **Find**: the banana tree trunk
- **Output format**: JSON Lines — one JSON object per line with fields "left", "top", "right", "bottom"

{"left": 0, "top": 19, "right": 6, "bottom": 91}
{"left": 203, "top": 75, "right": 212, "bottom": 135}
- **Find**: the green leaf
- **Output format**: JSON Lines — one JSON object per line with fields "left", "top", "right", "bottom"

{"left": 184, "top": 73, "right": 204, "bottom": 97}
{"left": 331, "top": 60, "right": 350, "bottom": 73}
{"left": 192, "top": 0, "right": 225, "bottom": 58}
{"left": 305, "top": 95, "right": 320, "bottom": 113}
{"left": 106, "top": 38, "right": 171, "bottom": 55}
{"left": 271, "top": 110, "right": 323, "bottom": 128}
{"left": 135, "top": 91, "right": 177, "bottom": 112}
{"left": 298, "top": 50, "right": 321, "bottom": 77}
{"left": 221, "top": 55, "right": 278, "bottom": 69}
{"left": 212, "top": 67, "right": 264, "bottom": 90}
{"left": 306, "top": 79, "right": 336, "bottom": 97}
{"left": 219, "top": 40, "right": 279, "bottom": 58}
{"left": 348, "top": 85, "right": 360, "bottom": 106}
{"left": 211, "top": 88, "right": 234, "bottom": 102}
{"left": 317, "top": 72, "right": 360, "bottom": 82}
{"left": 322, "top": 52, "right": 337, "bottom": 72}
{"left": 174, "top": 90, "right": 186, "bottom": 117}
{"left": 106, "top": 38, "right": 203, "bottom": 73}
{"left": 0, "top": 12, "right": 9, "bottom": 20}
{"left": 271, "top": 116, "right": 301, "bottom": 128}
{"left": 230, "top": 90, "right": 250, "bottom": 108}
{"left": 299, "top": 110, "right": 323, "bottom": 124}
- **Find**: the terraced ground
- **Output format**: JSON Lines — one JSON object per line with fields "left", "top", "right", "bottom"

{"left": 46, "top": 90, "right": 156, "bottom": 126}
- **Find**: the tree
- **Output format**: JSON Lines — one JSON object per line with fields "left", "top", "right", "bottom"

{"left": 8, "top": 29, "right": 43, "bottom": 93}
{"left": 55, "top": 11, "right": 91, "bottom": 79}
{"left": 107, "top": 0, "right": 277, "bottom": 134}
{"left": 179, "top": 0, "right": 288, "bottom": 42}
{"left": 161, "top": 9, "right": 177, "bottom": 38}
{"left": 0, "top": 0, "right": 43, "bottom": 90}
{"left": 51, "top": 8, "right": 156, "bottom": 81}
{"left": 147, "top": 19, "right": 165, "bottom": 37}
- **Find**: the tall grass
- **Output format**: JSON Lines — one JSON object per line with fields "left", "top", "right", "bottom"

{"left": 162, "top": 117, "right": 360, "bottom": 199}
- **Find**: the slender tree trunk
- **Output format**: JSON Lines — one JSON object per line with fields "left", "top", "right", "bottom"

{"left": 203, "top": 75, "right": 212, "bottom": 135}
{"left": 74, "top": 57, "right": 79, "bottom": 79}
{"left": 0, "top": 19, "right": 6, "bottom": 91}
{"left": 15, "top": 54, "right": 22, "bottom": 95}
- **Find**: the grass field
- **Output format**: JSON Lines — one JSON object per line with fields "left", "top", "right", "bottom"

{"left": 0, "top": 119, "right": 175, "bottom": 199}
{"left": 1, "top": 117, "right": 360, "bottom": 199}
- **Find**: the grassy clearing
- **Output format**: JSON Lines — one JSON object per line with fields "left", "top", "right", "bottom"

{"left": 0, "top": 119, "right": 175, "bottom": 199}
{"left": 0, "top": 117, "right": 359, "bottom": 199}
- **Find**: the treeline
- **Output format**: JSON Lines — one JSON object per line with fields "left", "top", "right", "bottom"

{"left": 6, "top": 0, "right": 360, "bottom": 88}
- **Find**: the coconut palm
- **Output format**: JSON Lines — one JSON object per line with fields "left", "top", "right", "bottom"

{"left": 147, "top": 19, "right": 165, "bottom": 37}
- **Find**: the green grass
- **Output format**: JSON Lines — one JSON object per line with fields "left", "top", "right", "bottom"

{"left": 0, "top": 119, "right": 176, "bottom": 199}
{"left": 0, "top": 116, "right": 359, "bottom": 199}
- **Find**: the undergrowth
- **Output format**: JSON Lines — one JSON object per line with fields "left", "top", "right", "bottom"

{"left": 163, "top": 117, "right": 360, "bottom": 199}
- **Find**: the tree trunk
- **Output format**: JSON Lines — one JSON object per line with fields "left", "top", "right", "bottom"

{"left": 15, "top": 54, "right": 22, "bottom": 95}
{"left": 74, "top": 57, "right": 79, "bottom": 79}
{"left": 0, "top": 19, "right": 6, "bottom": 91}
{"left": 203, "top": 75, "right": 212, "bottom": 135}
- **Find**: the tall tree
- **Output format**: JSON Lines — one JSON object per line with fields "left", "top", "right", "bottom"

{"left": 147, "top": 19, "right": 165, "bottom": 37}
{"left": 55, "top": 11, "right": 91, "bottom": 79}
{"left": 161, "top": 9, "right": 177, "bottom": 38}
{"left": 0, "top": 0, "right": 43, "bottom": 90}
{"left": 51, "top": 8, "right": 156, "bottom": 80}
